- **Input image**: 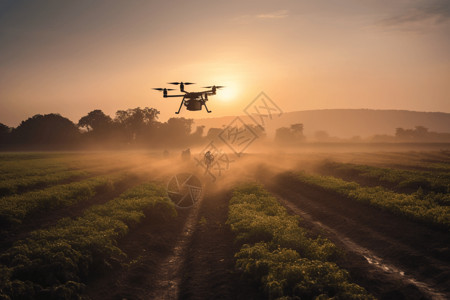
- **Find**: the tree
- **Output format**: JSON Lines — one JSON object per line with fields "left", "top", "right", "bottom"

{"left": 395, "top": 127, "right": 406, "bottom": 138}
{"left": 275, "top": 123, "right": 305, "bottom": 144}
{"left": 114, "top": 107, "right": 160, "bottom": 143}
{"left": 78, "top": 110, "right": 112, "bottom": 133}
{"left": 193, "top": 125, "right": 205, "bottom": 137}
{"left": 314, "top": 130, "right": 330, "bottom": 142}
{"left": 0, "top": 123, "right": 10, "bottom": 145}
{"left": 158, "top": 117, "right": 194, "bottom": 146}
{"left": 247, "top": 124, "right": 266, "bottom": 139}
{"left": 191, "top": 125, "right": 205, "bottom": 144}
{"left": 11, "top": 114, "right": 79, "bottom": 147}
{"left": 206, "top": 128, "right": 223, "bottom": 140}
{"left": 275, "top": 127, "right": 291, "bottom": 144}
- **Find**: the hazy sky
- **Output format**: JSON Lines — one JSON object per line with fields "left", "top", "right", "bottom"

{"left": 1, "top": 0, "right": 449, "bottom": 126}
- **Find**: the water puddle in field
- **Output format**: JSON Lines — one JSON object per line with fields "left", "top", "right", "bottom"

{"left": 277, "top": 197, "right": 447, "bottom": 300}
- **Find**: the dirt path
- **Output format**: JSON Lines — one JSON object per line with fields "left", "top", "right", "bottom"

{"left": 267, "top": 172, "right": 450, "bottom": 300}
{"left": 146, "top": 198, "right": 201, "bottom": 299}
{"left": 177, "top": 186, "right": 262, "bottom": 300}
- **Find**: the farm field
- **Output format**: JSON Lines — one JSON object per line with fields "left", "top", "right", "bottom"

{"left": 0, "top": 150, "right": 449, "bottom": 299}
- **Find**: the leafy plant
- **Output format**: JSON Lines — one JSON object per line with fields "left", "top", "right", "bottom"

{"left": 294, "top": 171, "right": 450, "bottom": 230}
{"left": 0, "top": 183, "right": 176, "bottom": 299}
{"left": 228, "top": 184, "right": 373, "bottom": 299}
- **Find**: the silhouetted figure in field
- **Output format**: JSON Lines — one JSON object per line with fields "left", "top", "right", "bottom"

{"left": 163, "top": 149, "right": 169, "bottom": 158}
{"left": 181, "top": 148, "right": 191, "bottom": 161}
{"left": 204, "top": 150, "right": 214, "bottom": 173}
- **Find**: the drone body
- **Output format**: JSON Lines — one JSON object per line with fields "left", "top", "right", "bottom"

{"left": 153, "top": 82, "right": 224, "bottom": 114}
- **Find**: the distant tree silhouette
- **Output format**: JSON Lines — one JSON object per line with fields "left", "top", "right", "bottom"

{"left": 166, "top": 117, "right": 193, "bottom": 135}
{"left": 77, "top": 110, "right": 115, "bottom": 146}
{"left": 247, "top": 124, "right": 266, "bottom": 139}
{"left": 0, "top": 123, "right": 10, "bottom": 146}
{"left": 193, "top": 125, "right": 205, "bottom": 137}
{"left": 394, "top": 125, "right": 450, "bottom": 142}
{"left": 314, "top": 130, "right": 330, "bottom": 142}
{"left": 191, "top": 125, "right": 205, "bottom": 144}
{"left": 206, "top": 128, "right": 223, "bottom": 140}
{"left": 275, "top": 123, "right": 305, "bottom": 144}
{"left": 158, "top": 117, "right": 194, "bottom": 146}
{"left": 114, "top": 107, "right": 160, "bottom": 143}
{"left": 78, "top": 110, "right": 112, "bottom": 133}
{"left": 11, "top": 114, "right": 79, "bottom": 148}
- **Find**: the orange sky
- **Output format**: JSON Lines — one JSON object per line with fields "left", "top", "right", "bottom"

{"left": 0, "top": 0, "right": 449, "bottom": 127}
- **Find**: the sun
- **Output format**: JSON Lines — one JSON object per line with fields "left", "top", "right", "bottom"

{"left": 215, "top": 83, "right": 238, "bottom": 102}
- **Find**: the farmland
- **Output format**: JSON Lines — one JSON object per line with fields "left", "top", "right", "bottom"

{"left": 0, "top": 151, "right": 449, "bottom": 299}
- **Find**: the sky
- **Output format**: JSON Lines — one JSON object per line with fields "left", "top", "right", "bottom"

{"left": 0, "top": 0, "right": 449, "bottom": 127}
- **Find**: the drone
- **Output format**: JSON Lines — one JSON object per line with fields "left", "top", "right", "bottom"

{"left": 153, "top": 82, "right": 224, "bottom": 114}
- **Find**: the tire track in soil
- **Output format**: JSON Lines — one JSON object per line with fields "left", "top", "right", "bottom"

{"left": 145, "top": 198, "right": 201, "bottom": 300}
{"left": 178, "top": 186, "right": 262, "bottom": 300}
{"left": 266, "top": 173, "right": 450, "bottom": 300}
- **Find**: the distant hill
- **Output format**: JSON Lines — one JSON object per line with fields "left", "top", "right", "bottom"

{"left": 193, "top": 109, "right": 450, "bottom": 138}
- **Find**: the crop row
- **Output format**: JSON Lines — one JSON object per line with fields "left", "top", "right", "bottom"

{"left": 0, "top": 162, "right": 75, "bottom": 181}
{"left": 294, "top": 172, "right": 450, "bottom": 230}
{"left": 318, "top": 160, "right": 450, "bottom": 193}
{"left": 0, "top": 183, "right": 176, "bottom": 299}
{"left": 0, "top": 172, "right": 132, "bottom": 227}
{"left": 330, "top": 152, "right": 450, "bottom": 173}
{"left": 227, "top": 184, "right": 373, "bottom": 299}
{"left": 0, "top": 152, "right": 135, "bottom": 181}
{"left": 0, "top": 158, "right": 144, "bottom": 198}
{"left": 0, "top": 169, "right": 91, "bottom": 197}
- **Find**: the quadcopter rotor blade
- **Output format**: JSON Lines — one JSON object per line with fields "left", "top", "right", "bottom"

{"left": 203, "top": 86, "right": 225, "bottom": 89}
{"left": 168, "top": 82, "right": 195, "bottom": 85}
{"left": 153, "top": 88, "right": 175, "bottom": 91}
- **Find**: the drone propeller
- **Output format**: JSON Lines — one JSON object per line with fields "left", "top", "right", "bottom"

{"left": 203, "top": 85, "right": 225, "bottom": 89}
{"left": 153, "top": 88, "right": 175, "bottom": 91}
{"left": 168, "top": 82, "right": 195, "bottom": 85}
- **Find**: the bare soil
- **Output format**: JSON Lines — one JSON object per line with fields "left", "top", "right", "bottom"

{"left": 178, "top": 186, "right": 262, "bottom": 300}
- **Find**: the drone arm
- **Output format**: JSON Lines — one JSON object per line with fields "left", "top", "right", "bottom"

{"left": 164, "top": 94, "right": 185, "bottom": 98}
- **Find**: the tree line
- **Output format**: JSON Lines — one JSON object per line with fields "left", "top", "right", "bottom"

{"left": 1, "top": 108, "right": 448, "bottom": 150}
{"left": 0, "top": 108, "right": 207, "bottom": 149}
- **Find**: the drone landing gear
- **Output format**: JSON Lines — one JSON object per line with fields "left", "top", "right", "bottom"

{"left": 175, "top": 99, "right": 185, "bottom": 114}
{"left": 204, "top": 103, "right": 212, "bottom": 113}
